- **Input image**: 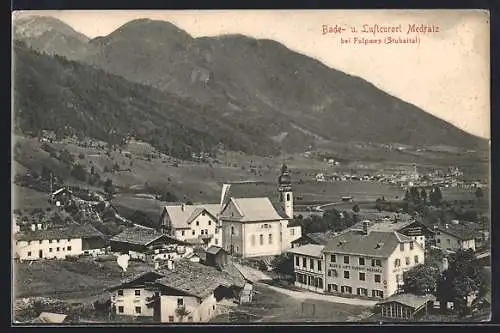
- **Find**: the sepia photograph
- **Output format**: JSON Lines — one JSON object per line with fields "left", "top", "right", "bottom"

{"left": 11, "top": 9, "right": 491, "bottom": 324}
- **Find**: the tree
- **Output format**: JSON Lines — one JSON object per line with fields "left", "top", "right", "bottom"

{"left": 429, "top": 186, "right": 443, "bottom": 206}
{"left": 403, "top": 264, "right": 441, "bottom": 295}
{"left": 409, "top": 187, "right": 421, "bottom": 203}
{"left": 352, "top": 204, "right": 360, "bottom": 213}
{"left": 103, "top": 178, "right": 115, "bottom": 200}
{"left": 175, "top": 306, "right": 191, "bottom": 322}
{"left": 437, "top": 249, "right": 482, "bottom": 315}
{"left": 71, "top": 164, "right": 87, "bottom": 181}
{"left": 271, "top": 253, "right": 294, "bottom": 279}
{"left": 420, "top": 188, "right": 428, "bottom": 203}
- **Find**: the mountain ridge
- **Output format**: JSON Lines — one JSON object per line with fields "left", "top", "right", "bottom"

{"left": 12, "top": 16, "right": 488, "bottom": 152}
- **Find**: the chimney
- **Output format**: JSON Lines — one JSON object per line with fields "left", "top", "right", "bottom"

{"left": 362, "top": 221, "right": 369, "bottom": 235}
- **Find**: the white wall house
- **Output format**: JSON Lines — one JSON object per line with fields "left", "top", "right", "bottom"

{"left": 108, "top": 260, "right": 245, "bottom": 323}
{"left": 14, "top": 224, "right": 106, "bottom": 261}
{"left": 289, "top": 223, "right": 425, "bottom": 300}
{"left": 433, "top": 225, "right": 476, "bottom": 252}
{"left": 287, "top": 244, "right": 325, "bottom": 293}
{"left": 159, "top": 204, "right": 221, "bottom": 248}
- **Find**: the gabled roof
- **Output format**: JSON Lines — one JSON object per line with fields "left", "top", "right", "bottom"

{"left": 377, "top": 293, "right": 436, "bottom": 309}
{"left": 221, "top": 197, "right": 284, "bottom": 222}
{"left": 206, "top": 245, "right": 225, "bottom": 255}
{"left": 163, "top": 204, "right": 220, "bottom": 229}
{"left": 437, "top": 224, "right": 479, "bottom": 240}
{"left": 109, "top": 227, "right": 182, "bottom": 246}
{"left": 322, "top": 230, "right": 413, "bottom": 258}
{"left": 287, "top": 244, "right": 324, "bottom": 258}
{"left": 15, "top": 224, "right": 104, "bottom": 242}
{"left": 155, "top": 259, "right": 245, "bottom": 299}
{"left": 106, "top": 271, "right": 166, "bottom": 291}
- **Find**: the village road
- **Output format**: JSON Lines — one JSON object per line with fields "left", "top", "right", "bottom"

{"left": 233, "top": 263, "right": 377, "bottom": 307}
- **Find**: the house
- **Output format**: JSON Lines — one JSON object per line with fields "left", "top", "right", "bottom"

{"left": 321, "top": 222, "right": 425, "bottom": 299}
{"left": 107, "top": 259, "right": 245, "bottom": 322}
{"left": 287, "top": 244, "right": 325, "bottom": 293}
{"left": 377, "top": 293, "right": 436, "bottom": 320}
{"left": 159, "top": 203, "right": 221, "bottom": 248}
{"left": 49, "top": 187, "right": 74, "bottom": 207}
{"left": 14, "top": 224, "right": 106, "bottom": 261}
{"left": 205, "top": 245, "right": 229, "bottom": 269}
{"left": 109, "top": 227, "right": 193, "bottom": 262}
{"left": 432, "top": 224, "right": 477, "bottom": 252}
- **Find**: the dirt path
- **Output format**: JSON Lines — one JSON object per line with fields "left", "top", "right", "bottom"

{"left": 234, "top": 263, "right": 378, "bottom": 307}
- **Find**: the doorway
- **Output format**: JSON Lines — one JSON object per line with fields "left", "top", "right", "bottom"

{"left": 39, "top": 250, "right": 43, "bottom": 259}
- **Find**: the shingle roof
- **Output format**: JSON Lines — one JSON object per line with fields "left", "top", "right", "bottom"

{"left": 438, "top": 224, "right": 479, "bottom": 240}
{"left": 15, "top": 224, "right": 104, "bottom": 242}
{"left": 222, "top": 197, "right": 284, "bottom": 222}
{"left": 206, "top": 245, "right": 224, "bottom": 255}
{"left": 155, "top": 259, "right": 245, "bottom": 299}
{"left": 322, "top": 230, "right": 413, "bottom": 258}
{"left": 306, "top": 230, "right": 338, "bottom": 245}
{"left": 287, "top": 244, "right": 324, "bottom": 258}
{"left": 163, "top": 204, "right": 220, "bottom": 229}
{"left": 109, "top": 227, "right": 179, "bottom": 246}
{"left": 377, "top": 293, "right": 436, "bottom": 309}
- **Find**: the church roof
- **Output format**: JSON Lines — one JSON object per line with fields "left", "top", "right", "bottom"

{"left": 222, "top": 197, "right": 284, "bottom": 222}
{"left": 163, "top": 204, "right": 221, "bottom": 229}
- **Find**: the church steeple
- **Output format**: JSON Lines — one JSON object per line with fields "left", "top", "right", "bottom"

{"left": 278, "top": 163, "right": 293, "bottom": 218}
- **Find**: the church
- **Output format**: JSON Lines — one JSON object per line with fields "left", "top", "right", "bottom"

{"left": 217, "top": 164, "right": 302, "bottom": 258}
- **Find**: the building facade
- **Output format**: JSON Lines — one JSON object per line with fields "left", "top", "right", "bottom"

{"left": 218, "top": 164, "right": 301, "bottom": 258}
{"left": 288, "top": 223, "right": 425, "bottom": 299}
{"left": 433, "top": 225, "right": 476, "bottom": 252}
{"left": 159, "top": 204, "right": 221, "bottom": 248}
{"left": 288, "top": 244, "right": 324, "bottom": 293}
{"left": 14, "top": 224, "right": 106, "bottom": 261}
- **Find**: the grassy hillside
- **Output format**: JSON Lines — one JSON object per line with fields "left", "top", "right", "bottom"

{"left": 12, "top": 41, "right": 280, "bottom": 159}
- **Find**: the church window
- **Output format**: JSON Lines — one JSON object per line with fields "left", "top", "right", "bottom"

{"left": 287, "top": 193, "right": 291, "bottom": 201}
{"left": 260, "top": 234, "right": 264, "bottom": 245}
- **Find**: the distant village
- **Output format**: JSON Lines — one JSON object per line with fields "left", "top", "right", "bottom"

{"left": 13, "top": 158, "right": 490, "bottom": 323}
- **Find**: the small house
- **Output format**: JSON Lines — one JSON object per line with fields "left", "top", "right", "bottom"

{"left": 205, "top": 246, "right": 228, "bottom": 269}
{"left": 107, "top": 259, "right": 245, "bottom": 322}
{"left": 109, "top": 227, "right": 192, "bottom": 261}
{"left": 377, "top": 294, "right": 436, "bottom": 320}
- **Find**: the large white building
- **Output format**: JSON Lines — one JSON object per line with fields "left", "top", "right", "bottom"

{"left": 14, "top": 224, "right": 106, "bottom": 261}
{"left": 218, "top": 164, "right": 301, "bottom": 258}
{"left": 288, "top": 222, "right": 425, "bottom": 299}
{"left": 159, "top": 204, "right": 221, "bottom": 248}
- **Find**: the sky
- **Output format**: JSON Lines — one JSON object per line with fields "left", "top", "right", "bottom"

{"left": 13, "top": 10, "right": 491, "bottom": 139}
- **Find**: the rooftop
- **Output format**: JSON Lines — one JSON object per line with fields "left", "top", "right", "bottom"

{"left": 437, "top": 224, "right": 479, "bottom": 240}
{"left": 287, "top": 244, "right": 325, "bottom": 258}
{"left": 221, "top": 197, "right": 284, "bottom": 222}
{"left": 163, "top": 204, "right": 221, "bottom": 229}
{"left": 15, "top": 224, "right": 104, "bottom": 242}
{"left": 377, "top": 293, "right": 436, "bottom": 309}
{"left": 31, "top": 312, "right": 68, "bottom": 324}
{"left": 322, "top": 230, "right": 414, "bottom": 258}
{"left": 206, "top": 245, "right": 225, "bottom": 255}
{"left": 109, "top": 227, "right": 184, "bottom": 246}
{"left": 155, "top": 259, "right": 245, "bottom": 299}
